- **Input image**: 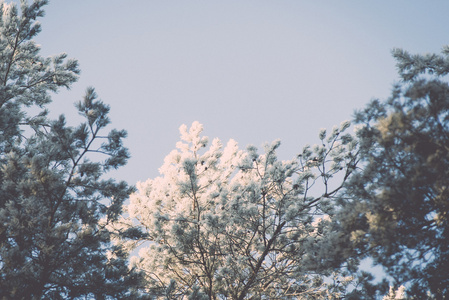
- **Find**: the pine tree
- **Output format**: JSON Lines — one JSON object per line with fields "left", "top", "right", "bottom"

{"left": 0, "top": 1, "right": 142, "bottom": 298}
{"left": 112, "top": 121, "right": 359, "bottom": 299}
{"left": 339, "top": 46, "right": 449, "bottom": 299}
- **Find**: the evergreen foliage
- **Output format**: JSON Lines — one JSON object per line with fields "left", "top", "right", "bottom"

{"left": 0, "top": 1, "right": 142, "bottom": 298}
{"left": 112, "top": 121, "right": 360, "bottom": 299}
{"left": 3, "top": 1, "right": 448, "bottom": 299}
{"left": 339, "top": 47, "right": 449, "bottom": 299}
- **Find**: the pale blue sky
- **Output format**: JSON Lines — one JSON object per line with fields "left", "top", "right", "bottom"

{"left": 33, "top": 1, "right": 449, "bottom": 184}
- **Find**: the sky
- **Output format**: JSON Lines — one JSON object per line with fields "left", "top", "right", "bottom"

{"left": 32, "top": 0, "right": 449, "bottom": 185}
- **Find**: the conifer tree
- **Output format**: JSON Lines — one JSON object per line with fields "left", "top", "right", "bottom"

{"left": 340, "top": 46, "right": 449, "bottom": 299}
{"left": 113, "top": 121, "right": 359, "bottom": 299}
{"left": 0, "top": 1, "right": 142, "bottom": 298}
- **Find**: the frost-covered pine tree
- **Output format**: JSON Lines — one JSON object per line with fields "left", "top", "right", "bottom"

{"left": 113, "top": 121, "right": 359, "bottom": 299}
{"left": 0, "top": 1, "right": 142, "bottom": 298}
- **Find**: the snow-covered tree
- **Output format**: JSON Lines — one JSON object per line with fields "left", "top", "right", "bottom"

{"left": 0, "top": 1, "right": 142, "bottom": 298}
{"left": 114, "top": 121, "right": 359, "bottom": 299}
{"left": 339, "top": 46, "right": 449, "bottom": 299}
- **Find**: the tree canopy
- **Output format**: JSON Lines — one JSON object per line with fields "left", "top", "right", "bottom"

{"left": 3, "top": 1, "right": 449, "bottom": 299}
{"left": 111, "top": 121, "right": 361, "bottom": 299}
{"left": 0, "top": 1, "right": 142, "bottom": 298}
{"left": 339, "top": 46, "right": 449, "bottom": 299}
